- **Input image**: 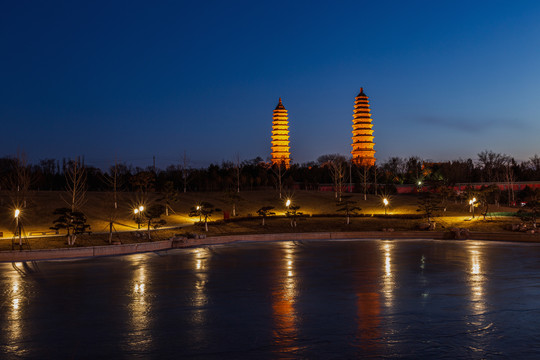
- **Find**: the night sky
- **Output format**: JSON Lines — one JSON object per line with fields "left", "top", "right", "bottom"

{"left": 2, "top": 1, "right": 540, "bottom": 169}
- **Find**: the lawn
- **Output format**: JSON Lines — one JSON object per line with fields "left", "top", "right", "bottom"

{"left": 0, "top": 189, "right": 522, "bottom": 251}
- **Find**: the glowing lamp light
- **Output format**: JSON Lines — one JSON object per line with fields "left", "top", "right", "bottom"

{"left": 285, "top": 199, "right": 291, "bottom": 207}
{"left": 138, "top": 205, "right": 144, "bottom": 212}
{"left": 134, "top": 209, "right": 139, "bottom": 214}
{"left": 196, "top": 205, "right": 200, "bottom": 210}
{"left": 383, "top": 198, "right": 389, "bottom": 215}
{"left": 469, "top": 197, "right": 477, "bottom": 218}
{"left": 14, "top": 209, "right": 20, "bottom": 218}
{"left": 418, "top": 181, "right": 422, "bottom": 186}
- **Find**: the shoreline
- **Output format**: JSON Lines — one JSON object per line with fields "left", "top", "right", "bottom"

{"left": 1, "top": 230, "right": 539, "bottom": 263}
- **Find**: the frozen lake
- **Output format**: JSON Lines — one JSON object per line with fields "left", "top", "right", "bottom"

{"left": 2, "top": 239, "right": 540, "bottom": 358}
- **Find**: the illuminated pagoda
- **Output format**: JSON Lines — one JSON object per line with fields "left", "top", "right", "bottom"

{"left": 271, "top": 98, "right": 291, "bottom": 168}
{"left": 351, "top": 87, "right": 376, "bottom": 166}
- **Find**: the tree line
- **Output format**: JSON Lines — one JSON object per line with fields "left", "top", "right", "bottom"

{"left": 1, "top": 150, "right": 540, "bottom": 195}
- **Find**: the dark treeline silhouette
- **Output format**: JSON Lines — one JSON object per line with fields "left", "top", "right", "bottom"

{"left": 1, "top": 151, "right": 539, "bottom": 194}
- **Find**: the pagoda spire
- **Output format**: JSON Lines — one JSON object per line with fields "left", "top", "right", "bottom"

{"left": 271, "top": 97, "right": 290, "bottom": 168}
{"left": 351, "top": 87, "right": 376, "bottom": 166}
{"left": 275, "top": 97, "right": 285, "bottom": 110}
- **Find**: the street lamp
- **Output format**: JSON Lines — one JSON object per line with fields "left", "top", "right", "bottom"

{"left": 134, "top": 208, "right": 141, "bottom": 229}
{"left": 469, "top": 197, "right": 477, "bottom": 218}
{"left": 383, "top": 198, "right": 389, "bottom": 215}
{"left": 285, "top": 199, "right": 291, "bottom": 208}
{"left": 14, "top": 209, "right": 22, "bottom": 247}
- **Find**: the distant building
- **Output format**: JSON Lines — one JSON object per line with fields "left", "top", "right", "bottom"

{"left": 351, "top": 88, "right": 376, "bottom": 166}
{"left": 271, "top": 98, "right": 291, "bottom": 168}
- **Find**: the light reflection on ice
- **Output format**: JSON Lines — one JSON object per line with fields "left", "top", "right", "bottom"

{"left": 272, "top": 242, "right": 299, "bottom": 352}
{"left": 381, "top": 242, "right": 395, "bottom": 309}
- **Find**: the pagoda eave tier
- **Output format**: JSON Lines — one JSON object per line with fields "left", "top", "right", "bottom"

{"left": 272, "top": 149, "right": 291, "bottom": 153}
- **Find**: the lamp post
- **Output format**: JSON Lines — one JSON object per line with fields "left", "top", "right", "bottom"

{"left": 469, "top": 197, "right": 477, "bottom": 218}
{"left": 134, "top": 209, "right": 140, "bottom": 229}
{"left": 15, "top": 209, "right": 21, "bottom": 247}
{"left": 383, "top": 198, "right": 389, "bottom": 215}
{"left": 139, "top": 206, "right": 145, "bottom": 228}
{"left": 285, "top": 199, "right": 291, "bottom": 208}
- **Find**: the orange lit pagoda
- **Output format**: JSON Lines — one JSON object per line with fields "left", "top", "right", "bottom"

{"left": 351, "top": 87, "right": 376, "bottom": 166}
{"left": 271, "top": 98, "right": 291, "bottom": 167}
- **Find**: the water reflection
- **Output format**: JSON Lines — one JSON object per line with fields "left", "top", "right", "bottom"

{"left": 271, "top": 243, "right": 299, "bottom": 353}
{"left": 381, "top": 242, "right": 395, "bottom": 309}
{"left": 468, "top": 245, "right": 486, "bottom": 320}
{"left": 190, "top": 248, "right": 210, "bottom": 344}
{"left": 5, "top": 263, "right": 24, "bottom": 355}
{"left": 465, "top": 242, "right": 494, "bottom": 356}
{"left": 354, "top": 244, "right": 381, "bottom": 351}
{"left": 128, "top": 254, "right": 152, "bottom": 351}
{"left": 192, "top": 248, "right": 209, "bottom": 307}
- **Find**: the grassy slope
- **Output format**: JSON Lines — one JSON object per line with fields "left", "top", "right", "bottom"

{"left": 0, "top": 190, "right": 521, "bottom": 250}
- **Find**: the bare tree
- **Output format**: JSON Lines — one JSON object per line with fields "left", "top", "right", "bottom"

{"left": 319, "top": 154, "right": 347, "bottom": 201}
{"left": 270, "top": 161, "right": 287, "bottom": 199}
{"left": 181, "top": 151, "right": 191, "bottom": 193}
{"left": 530, "top": 154, "right": 540, "bottom": 178}
{"left": 159, "top": 181, "right": 178, "bottom": 216}
{"left": 502, "top": 155, "right": 516, "bottom": 205}
{"left": 7, "top": 153, "right": 31, "bottom": 209}
{"left": 100, "top": 160, "right": 126, "bottom": 244}
{"left": 477, "top": 150, "right": 504, "bottom": 183}
{"left": 372, "top": 165, "right": 378, "bottom": 195}
{"left": 130, "top": 171, "right": 155, "bottom": 196}
{"left": 234, "top": 153, "right": 243, "bottom": 193}
{"left": 102, "top": 160, "right": 123, "bottom": 210}
{"left": 355, "top": 159, "right": 373, "bottom": 201}
{"left": 63, "top": 158, "right": 87, "bottom": 212}
{"left": 381, "top": 157, "right": 406, "bottom": 184}
{"left": 223, "top": 189, "right": 242, "bottom": 217}
{"left": 406, "top": 156, "right": 423, "bottom": 183}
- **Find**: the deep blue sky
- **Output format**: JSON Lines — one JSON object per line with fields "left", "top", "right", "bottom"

{"left": 2, "top": 0, "right": 540, "bottom": 168}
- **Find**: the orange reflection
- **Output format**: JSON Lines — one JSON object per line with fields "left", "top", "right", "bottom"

{"left": 356, "top": 292, "right": 380, "bottom": 349}
{"left": 353, "top": 243, "right": 383, "bottom": 351}
{"left": 271, "top": 243, "right": 299, "bottom": 353}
